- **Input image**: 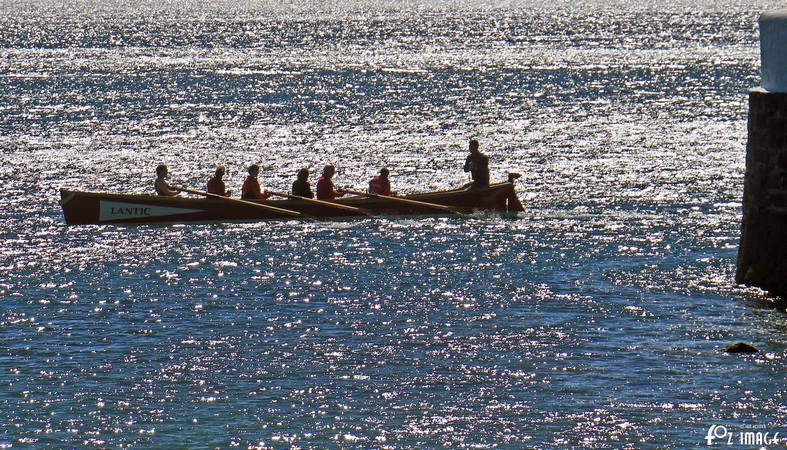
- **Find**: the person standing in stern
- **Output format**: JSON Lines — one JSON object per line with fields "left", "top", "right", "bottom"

{"left": 463, "top": 138, "right": 490, "bottom": 189}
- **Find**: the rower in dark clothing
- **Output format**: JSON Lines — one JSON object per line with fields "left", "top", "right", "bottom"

{"left": 207, "top": 166, "right": 231, "bottom": 197}
{"left": 292, "top": 168, "right": 314, "bottom": 198}
{"left": 463, "top": 138, "right": 490, "bottom": 188}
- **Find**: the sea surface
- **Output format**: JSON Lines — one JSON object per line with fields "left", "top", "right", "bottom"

{"left": 1, "top": 0, "right": 786, "bottom": 448}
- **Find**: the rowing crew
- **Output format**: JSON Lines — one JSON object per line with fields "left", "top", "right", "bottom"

{"left": 155, "top": 163, "right": 393, "bottom": 200}
{"left": 155, "top": 138, "right": 490, "bottom": 200}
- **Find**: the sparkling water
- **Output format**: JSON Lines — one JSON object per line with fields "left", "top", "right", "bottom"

{"left": 0, "top": 1, "right": 785, "bottom": 447}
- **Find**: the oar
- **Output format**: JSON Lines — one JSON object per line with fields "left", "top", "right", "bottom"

{"left": 342, "top": 189, "right": 465, "bottom": 215}
{"left": 266, "top": 190, "right": 375, "bottom": 217}
{"left": 174, "top": 186, "right": 306, "bottom": 218}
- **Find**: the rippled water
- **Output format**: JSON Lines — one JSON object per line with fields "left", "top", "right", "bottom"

{"left": 1, "top": 1, "right": 786, "bottom": 448}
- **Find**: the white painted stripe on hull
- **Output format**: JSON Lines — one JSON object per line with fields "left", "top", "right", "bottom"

{"left": 98, "top": 200, "right": 204, "bottom": 222}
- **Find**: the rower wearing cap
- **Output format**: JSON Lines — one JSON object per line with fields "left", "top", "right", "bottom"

{"left": 207, "top": 166, "right": 232, "bottom": 197}
{"left": 368, "top": 167, "right": 395, "bottom": 196}
{"left": 316, "top": 165, "right": 345, "bottom": 200}
{"left": 241, "top": 164, "right": 270, "bottom": 200}
{"left": 154, "top": 164, "right": 179, "bottom": 196}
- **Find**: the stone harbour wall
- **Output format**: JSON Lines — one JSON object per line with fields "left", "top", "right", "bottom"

{"left": 736, "top": 89, "right": 787, "bottom": 297}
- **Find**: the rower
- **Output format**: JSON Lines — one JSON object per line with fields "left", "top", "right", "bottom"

{"left": 154, "top": 164, "right": 179, "bottom": 196}
{"left": 241, "top": 164, "right": 270, "bottom": 200}
{"left": 316, "top": 165, "right": 346, "bottom": 200}
{"left": 463, "top": 138, "right": 490, "bottom": 189}
{"left": 207, "top": 166, "right": 231, "bottom": 197}
{"left": 368, "top": 167, "right": 395, "bottom": 196}
{"left": 292, "top": 168, "right": 314, "bottom": 198}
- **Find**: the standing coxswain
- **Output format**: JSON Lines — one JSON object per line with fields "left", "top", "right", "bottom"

{"left": 463, "top": 138, "right": 490, "bottom": 189}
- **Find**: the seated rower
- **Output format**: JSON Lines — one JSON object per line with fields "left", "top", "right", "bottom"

{"left": 154, "top": 164, "right": 179, "bottom": 196}
{"left": 368, "top": 167, "right": 396, "bottom": 196}
{"left": 463, "top": 138, "right": 490, "bottom": 189}
{"left": 292, "top": 168, "right": 314, "bottom": 198}
{"left": 316, "top": 165, "right": 345, "bottom": 200}
{"left": 241, "top": 164, "right": 270, "bottom": 200}
{"left": 207, "top": 166, "right": 232, "bottom": 197}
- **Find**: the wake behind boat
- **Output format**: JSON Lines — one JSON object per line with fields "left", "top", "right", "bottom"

{"left": 59, "top": 180, "right": 525, "bottom": 225}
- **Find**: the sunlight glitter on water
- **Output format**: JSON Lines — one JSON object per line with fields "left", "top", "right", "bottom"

{"left": 1, "top": 1, "right": 786, "bottom": 448}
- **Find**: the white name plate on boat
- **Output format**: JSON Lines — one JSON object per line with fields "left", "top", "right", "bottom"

{"left": 98, "top": 200, "right": 203, "bottom": 222}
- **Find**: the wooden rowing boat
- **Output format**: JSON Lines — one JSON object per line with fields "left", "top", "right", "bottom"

{"left": 59, "top": 181, "right": 524, "bottom": 225}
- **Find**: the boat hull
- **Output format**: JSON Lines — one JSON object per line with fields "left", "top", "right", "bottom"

{"left": 59, "top": 182, "right": 524, "bottom": 225}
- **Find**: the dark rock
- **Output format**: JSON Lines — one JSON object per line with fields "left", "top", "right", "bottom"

{"left": 724, "top": 342, "right": 759, "bottom": 353}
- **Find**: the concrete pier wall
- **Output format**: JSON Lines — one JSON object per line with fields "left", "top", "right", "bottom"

{"left": 736, "top": 9, "right": 787, "bottom": 297}
{"left": 736, "top": 90, "right": 787, "bottom": 296}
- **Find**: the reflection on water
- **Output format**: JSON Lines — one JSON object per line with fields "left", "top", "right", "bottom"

{"left": 0, "top": 1, "right": 785, "bottom": 447}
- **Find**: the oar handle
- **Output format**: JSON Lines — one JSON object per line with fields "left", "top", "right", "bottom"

{"left": 174, "top": 186, "right": 305, "bottom": 218}
{"left": 176, "top": 186, "right": 223, "bottom": 198}
{"left": 343, "top": 189, "right": 462, "bottom": 214}
{"left": 266, "top": 190, "right": 374, "bottom": 216}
